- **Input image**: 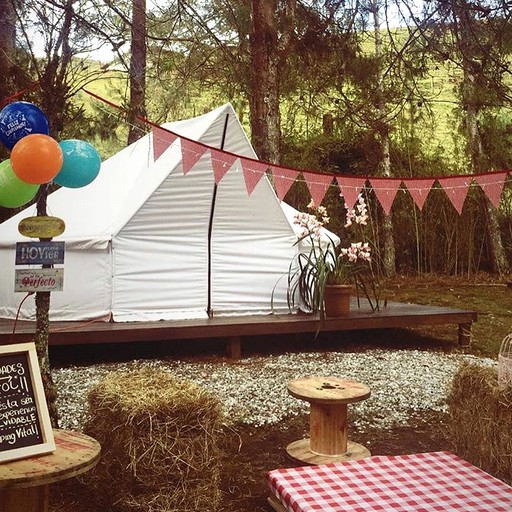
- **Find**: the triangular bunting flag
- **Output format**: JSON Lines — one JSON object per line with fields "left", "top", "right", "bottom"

{"left": 241, "top": 158, "right": 267, "bottom": 195}
{"left": 210, "top": 149, "right": 238, "bottom": 184}
{"left": 369, "top": 178, "right": 402, "bottom": 216}
{"left": 336, "top": 176, "right": 367, "bottom": 210}
{"left": 403, "top": 178, "right": 435, "bottom": 210}
{"left": 271, "top": 167, "right": 299, "bottom": 200}
{"left": 474, "top": 172, "right": 507, "bottom": 209}
{"left": 153, "top": 126, "right": 178, "bottom": 161}
{"left": 440, "top": 176, "right": 471, "bottom": 215}
{"left": 181, "top": 138, "right": 208, "bottom": 175}
{"left": 303, "top": 172, "right": 333, "bottom": 206}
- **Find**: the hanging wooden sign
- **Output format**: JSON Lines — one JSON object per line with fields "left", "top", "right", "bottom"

{"left": 18, "top": 216, "right": 66, "bottom": 239}
{"left": 15, "top": 241, "right": 65, "bottom": 265}
{"left": 14, "top": 268, "right": 64, "bottom": 292}
{"left": 0, "top": 343, "right": 55, "bottom": 462}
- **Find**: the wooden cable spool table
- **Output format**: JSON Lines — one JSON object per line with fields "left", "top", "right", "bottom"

{"left": 0, "top": 429, "right": 100, "bottom": 512}
{"left": 286, "top": 376, "right": 371, "bottom": 465}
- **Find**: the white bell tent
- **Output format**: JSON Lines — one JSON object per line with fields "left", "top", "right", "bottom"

{"left": 0, "top": 103, "right": 337, "bottom": 322}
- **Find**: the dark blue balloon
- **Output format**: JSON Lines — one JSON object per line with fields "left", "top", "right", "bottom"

{"left": 0, "top": 102, "right": 49, "bottom": 150}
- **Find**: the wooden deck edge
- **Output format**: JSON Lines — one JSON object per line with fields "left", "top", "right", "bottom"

{"left": 0, "top": 303, "right": 478, "bottom": 353}
{"left": 6, "top": 313, "right": 478, "bottom": 343}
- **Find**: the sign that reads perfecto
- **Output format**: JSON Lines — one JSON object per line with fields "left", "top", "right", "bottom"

{"left": 15, "top": 268, "right": 64, "bottom": 292}
{"left": 15, "top": 241, "right": 65, "bottom": 265}
{"left": 18, "top": 216, "right": 66, "bottom": 239}
{"left": 0, "top": 343, "right": 55, "bottom": 462}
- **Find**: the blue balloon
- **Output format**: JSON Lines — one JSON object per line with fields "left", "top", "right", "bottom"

{"left": 54, "top": 139, "right": 101, "bottom": 188}
{"left": 0, "top": 102, "right": 49, "bottom": 149}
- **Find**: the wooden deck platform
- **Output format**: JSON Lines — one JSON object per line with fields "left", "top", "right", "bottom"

{"left": 0, "top": 299, "right": 477, "bottom": 358}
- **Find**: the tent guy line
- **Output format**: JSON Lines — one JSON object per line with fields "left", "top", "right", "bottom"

{"left": 82, "top": 88, "right": 511, "bottom": 215}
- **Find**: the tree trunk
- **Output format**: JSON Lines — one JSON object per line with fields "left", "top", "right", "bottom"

{"left": 485, "top": 200, "right": 509, "bottom": 274}
{"left": 40, "top": 0, "right": 75, "bottom": 136}
{"left": 380, "top": 135, "right": 396, "bottom": 275}
{"left": 249, "top": 0, "right": 280, "bottom": 163}
{"left": 266, "top": 35, "right": 280, "bottom": 164}
{"left": 462, "top": 68, "right": 509, "bottom": 274}
{"left": 372, "top": 1, "right": 396, "bottom": 276}
{"left": 34, "top": 185, "right": 59, "bottom": 427}
{"left": 0, "top": 0, "right": 16, "bottom": 104}
{"left": 34, "top": 291, "right": 59, "bottom": 427}
{"left": 128, "top": 0, "right": 147, "bottom": 145}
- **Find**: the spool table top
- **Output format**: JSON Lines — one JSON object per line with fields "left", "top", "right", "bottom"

{"left": 287, "top": 376, "right": 370, "bottom": 405}
{"left": 0, "top": 429, "right": 100, "bottom": 489}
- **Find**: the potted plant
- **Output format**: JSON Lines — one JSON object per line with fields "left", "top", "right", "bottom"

{"left": 323, "top": 239, "right": 371, "bottom": 316}
{"left": 281, "top": 196, "right": 379, "bottom": 319}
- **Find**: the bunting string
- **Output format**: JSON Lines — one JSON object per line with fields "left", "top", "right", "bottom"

{"left": 82, "top": 88, "right": 512, "bottom": 216}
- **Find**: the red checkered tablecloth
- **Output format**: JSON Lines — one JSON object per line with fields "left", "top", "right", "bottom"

{"left": 267, "top": 451, "right": 512, "bottom": 511}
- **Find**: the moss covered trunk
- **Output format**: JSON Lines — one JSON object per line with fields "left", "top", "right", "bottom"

{"left": 34, "top": 184, "right": 59, "bottom": 427}
{"left": 34, "top": 290, "right": 59, "bottom": 427}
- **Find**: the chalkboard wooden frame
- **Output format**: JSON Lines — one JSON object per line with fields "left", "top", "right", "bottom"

{"left": 0, "top": 342, "right": 55, "bottom": 463}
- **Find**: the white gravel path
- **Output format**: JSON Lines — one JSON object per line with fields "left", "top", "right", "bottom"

{"left": 52, "top": 349, "right": 496, "bottom": 432}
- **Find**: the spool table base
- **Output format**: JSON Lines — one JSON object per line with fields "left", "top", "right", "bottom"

{"left": 286, "top": 438, "right": 371, "bottom": 465}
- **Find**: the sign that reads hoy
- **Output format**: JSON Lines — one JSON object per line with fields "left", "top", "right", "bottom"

{"left": 16, "top": 241, "right": 65, "bottom": 265}
{"left": 15, "top": 268, "right": 64, "bottom": 292}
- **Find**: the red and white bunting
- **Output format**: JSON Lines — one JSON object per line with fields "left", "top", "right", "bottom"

{"left": 303, "top": 172, "right": 333, "bottom": 206}
{"left": 83, "top": 90, "right": 512, "bottom": 213}
{"left": 181, "top": 138, "right": 208, "bottom": 175}
{"left": 403, "top": 178, "right": 435, "bottom": 211}
{"left": 241, "top": 159, "right": 267, "bottom": 195}
{"left": 369, "top": 178, "right": 402, "bottom": 216}
{"left": 271, "top": 167, "right": 300, "bottom": 200}
{"left": 474, "top": 172, "right": 508, "bottom": 209}
{"left": 440, "top": 176, "right": 471, "bottom": 214}
{"left": 210, "top": 149, "right": 238, "bottom": 184}
{"left": 152, "top": 126, "right": 178, "bottom": 161}
{"left": 336, "top": 176, "right": 367, "bottom": 210}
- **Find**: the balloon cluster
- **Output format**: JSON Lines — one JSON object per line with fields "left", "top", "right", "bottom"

{"left": 0, "top": 101, "right": 101, "bottom": 208}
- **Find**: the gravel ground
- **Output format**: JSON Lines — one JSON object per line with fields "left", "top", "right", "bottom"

{"left": 52, "top": 349, "right": 496, "bottom": 432}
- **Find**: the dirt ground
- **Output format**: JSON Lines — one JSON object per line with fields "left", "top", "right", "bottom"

{"left": 215, "top": 411, "right": 450, "bottom": 511}
{"left": 50, "top": 334, "right": 454, "bottom": 512}
{"left": 48, "top": 275, "right": 508, "bottom": 511}
{"left": 52, "top": 386, "right": 451, "bottom": 512}
{"left": 51, "top": 368, "right": 450, "bottom": 512}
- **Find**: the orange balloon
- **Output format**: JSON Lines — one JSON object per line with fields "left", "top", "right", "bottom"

{"left": 10, "top": 133, "right": 63, "bottom": 184}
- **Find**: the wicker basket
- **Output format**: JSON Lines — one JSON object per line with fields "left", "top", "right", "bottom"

{"left": 498, "top": 334, "right": 512, "bottom": 387}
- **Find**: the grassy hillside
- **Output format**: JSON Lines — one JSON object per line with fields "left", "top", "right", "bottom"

{"left": 77, "top": 24, "right": 511, "bottom": 173}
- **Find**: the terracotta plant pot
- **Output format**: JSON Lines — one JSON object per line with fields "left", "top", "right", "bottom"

{"left": 324, "top": 285, "right": 353, "bottom": 317}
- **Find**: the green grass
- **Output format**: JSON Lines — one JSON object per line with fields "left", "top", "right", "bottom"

{"left": 382, "top": 275, "right": 512, "bottom": 357}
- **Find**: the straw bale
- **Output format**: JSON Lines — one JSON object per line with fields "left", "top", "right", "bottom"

{"left": 447, "top": 362, "right": 512, "bottom": 485}
{"left": 82, "top": 367, "right": 223, "bottom": 512}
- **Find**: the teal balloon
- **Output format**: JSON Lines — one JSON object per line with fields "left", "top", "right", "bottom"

{"left": 0, "top": 159, "right": 39, "bottom": 208}
{"left": 54, "top": 139, "right": 101, "bottom": 188}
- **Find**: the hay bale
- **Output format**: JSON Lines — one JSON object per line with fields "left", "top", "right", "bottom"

{"left": 82, "top": 367, "right": 223, "bottom": 512}
{"left": 447, "top": 362, "right": 512, "bottom": 485}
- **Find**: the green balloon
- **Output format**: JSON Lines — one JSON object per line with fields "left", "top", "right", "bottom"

{"left": 0, "top": 159, "right": 39, "bottom": 208}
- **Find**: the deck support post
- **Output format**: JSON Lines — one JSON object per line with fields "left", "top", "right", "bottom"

{"left": 458, "top": 323, "right": 472, "bottom": 346}
{"left": 227, "top": 336, "right": 241, "bottom": 359}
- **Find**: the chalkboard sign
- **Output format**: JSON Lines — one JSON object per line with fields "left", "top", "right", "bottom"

{"left": 0, "top": 343, "right": 55, "bottom": 463}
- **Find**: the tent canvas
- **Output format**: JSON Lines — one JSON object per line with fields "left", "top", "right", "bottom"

{"left": 0, "top": 103, "right": 337, "bottom": 322}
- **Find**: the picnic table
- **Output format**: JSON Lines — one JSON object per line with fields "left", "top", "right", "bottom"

{"left": 267, "top": 451, "right": 512, "bottom": 512}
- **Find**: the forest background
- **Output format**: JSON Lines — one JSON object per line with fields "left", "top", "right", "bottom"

{"left": 1, "top": 0, "right": 512, "bottom": 278}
